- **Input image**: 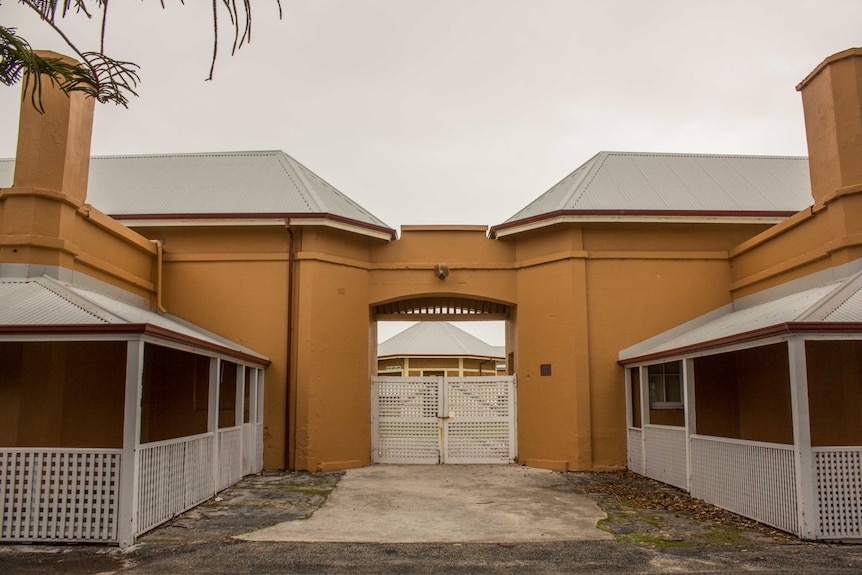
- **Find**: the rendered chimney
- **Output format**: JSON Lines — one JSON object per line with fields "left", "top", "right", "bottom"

{"left": 797, "top": 47, "right": 862, "bottom": 207}
{"left": 12, "top": 51, "right": 95, "bottom": 205}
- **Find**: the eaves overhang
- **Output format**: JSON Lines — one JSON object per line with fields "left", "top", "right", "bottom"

{"left": 618, "top": 322, "right": 862, "bottom": 366}
{"left": 0, "top": 323, "right": 271, "bottom": 366}
{"left": 489, "top": 209, "right": 796, "bottom": 239}
{"left": 112, "top": 212, "right": 398, "bottom": 241}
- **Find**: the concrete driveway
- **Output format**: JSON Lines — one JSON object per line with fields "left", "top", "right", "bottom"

{"left": 237, "top": 464, "right": 611, "bottom": 543}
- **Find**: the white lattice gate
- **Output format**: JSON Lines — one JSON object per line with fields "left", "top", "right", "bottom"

{"left": 371, "top": 376, "right": 517, "bottom": 464}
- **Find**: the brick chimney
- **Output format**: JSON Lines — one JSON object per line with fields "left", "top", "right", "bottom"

{"left": 797, "top": 47, "right": 862, "bottom": 207}
{"left": 12, "top": 50, "right": 95, "bottom": 204}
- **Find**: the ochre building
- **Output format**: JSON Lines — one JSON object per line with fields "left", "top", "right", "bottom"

{"left": 2, "top": 48, "right": 862, "bottom": 543}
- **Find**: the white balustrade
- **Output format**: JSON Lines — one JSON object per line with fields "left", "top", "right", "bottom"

{"left": 0, "top": 448, "right": 121, "bottom": 543}
{"left": 690, "top": 435, "right": 798, "bottom": 535}
{"left": 218, "top": 427, "right": 243, "bottom": 492}
{"left": 643, "top": 424, "right": 687, "bottom": 489}
{"left": 627, "top": 427, "right": 643, "bottom": 474}
{"left": 814, "top": 447, "right": 862, "bottom": 539}
{"left": 136, "top": 433, "right": 214, "bottom": 535}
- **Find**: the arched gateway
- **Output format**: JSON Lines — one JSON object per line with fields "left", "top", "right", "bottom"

{"left": 371, "top": 296, "right": 517, "bottom": 464}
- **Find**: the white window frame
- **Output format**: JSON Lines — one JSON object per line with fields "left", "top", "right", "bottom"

{"left": 647, "top": 360, "right": 683, "bottom": 409}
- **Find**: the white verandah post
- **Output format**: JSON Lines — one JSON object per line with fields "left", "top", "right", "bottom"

{"left": 638, "top": 365, "right": 650, "bottom": 473}
{"left": 247, "top": 367, "right": 259, "bottom": 471}
{"left": 683, "top": 358, "right": 696, "bottom": 492}
{"left": 209, "top": 358, "right": 220, "bottom": 496}
{"left": 788, "top": 337, "right": 817, "bottom": 539}
{"left": 236, "top": 365, "right": 246, "bottom": 472}
{"left": 118, "top": 339, "right": 144, "bottom": 548}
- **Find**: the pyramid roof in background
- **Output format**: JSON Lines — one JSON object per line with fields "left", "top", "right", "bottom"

{"left": 378, "top": 322, "right": 504, "bottom": 359}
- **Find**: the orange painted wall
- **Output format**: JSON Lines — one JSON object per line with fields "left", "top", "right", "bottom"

{"left": 806, "top": 340, "right": 862, "bottom": 446}
{"left": 0, "top": 341, "right": 126, "bottom": 448}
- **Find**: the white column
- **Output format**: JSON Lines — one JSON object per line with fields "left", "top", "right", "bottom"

{"left": 639, "top": 365, "right": 650, "bottom": 475}
{"left": 624, "top": 367, "right": 634, "bottom": 429}
{"left": 683, "top": 358, "right": 696, "bottom": 492}
{"left": 257, "top": 368, "right": 265, "bottom": 471}
{"left": 788, "top": 337, "right": 817, "bottom": 539}
{"left": 235, "top": 365, "right": 246, "bottom": 476}
{"left": 247, "top": 367, "right": 258, "bottom": 472}
{"left": 117, "top": 340, "right": 145, "bottom": 548}
{"left": 208, "top": 358, "right": 220, "bottom": 495}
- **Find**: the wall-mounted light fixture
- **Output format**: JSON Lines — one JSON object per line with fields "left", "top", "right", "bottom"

{"left": 434, "top": 263, "right": 449, "bottom": 280}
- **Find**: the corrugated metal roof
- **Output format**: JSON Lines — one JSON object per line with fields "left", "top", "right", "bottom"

{"left": 378, "top": 322, "right": 504, "bottom": 358}
{"left": 0, "top": 280, "right": 117, "bottom": 324}
{"left": 0, "top": 152, "right": 391, "bottom": 231}
{"left": 503, "top": 152, "right": 813, "bottom": 224}
{"left": 0, "top": 276, "right": 268, "bottom": 362}
{"left": 619, "top": 271, "right": 862, "bottom": 362}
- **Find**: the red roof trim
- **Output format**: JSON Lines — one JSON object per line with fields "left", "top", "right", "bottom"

{"left": 489, "top": 209, "right": 797, "bottom": 237}
{"left": 0, "top": 324, "right": 270, "bottom": 365}
{"left": 110, "top": 212, "right": 397, "bottom": 240}
{"left": 619, "top": 322, "right": 862, "bottom": 365}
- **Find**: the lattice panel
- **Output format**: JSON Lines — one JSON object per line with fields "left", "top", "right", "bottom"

{"left": 690, "top": 436, "right": 798, "bottom": 536}
{"left": 447, "top": 421, "right": 509, "bottom": 461}
{"left": 218, "top": 427, "right": 243, "bottom": 492}
{"left": 447, "top": 381, "right": 510, "bottom": 418}
{"left": 255, "top": 423, "right": 264, "bottom": 473}
{"left": 0, "top": 449, "right": 120, "bottom": 543}
{"left": 372, "top": 376, "right": 516, "bottom": 464}
{"left": 377, "top": 381, "right": 439, "bottom": 419}
{"left": 137, "top": 433, "right": 214, "bottom": 536}
{"left": 627, "top": 428, "right": 644, "bottom": 474}
{"left": 815, "top": 448, "right": 862, "bottom": 539}
{"left": 643, "top": 425, "right": 687, "bottom": 490}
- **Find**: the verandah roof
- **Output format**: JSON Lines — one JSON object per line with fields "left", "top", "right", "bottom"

{"left": 0, "top": 276, "right": 268, "bottom": 365}
{"left": 619, "top": 270, "right": 862, "bottom": 364}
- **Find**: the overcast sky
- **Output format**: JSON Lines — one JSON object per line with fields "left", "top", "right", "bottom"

{"left": 2, "top": 1, "right": 861, "bottom": 345}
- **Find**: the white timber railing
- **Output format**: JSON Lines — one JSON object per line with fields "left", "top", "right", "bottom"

{"left": 690, "top": 435, "right": 798, "bottom": 536}
{"left": 0, "top": 448, "right": 121, "bottom": 543}
{"left": 813, "top": 447, "right": 862, "bottom": 540}
{"left": 255, "top": 422, "right": 264, "bottom": 472}
{"left": 218, "top": 427, "right": 243, "bottom": 492}
{"left": 136, "top": 433, "right": 214, "bottom": 536}
{"left": 643, "top": 424, "right": 687, "bottom": 489}
{"left": 626, "top": 427, "right": 644, "bottom": 474}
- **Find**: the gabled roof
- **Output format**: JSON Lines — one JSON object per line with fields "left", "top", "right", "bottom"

{"left": 619, "top": 271, "right": 862, "bottom": 364}
{"left": 491, "top": 152, "right": 813, "bottom": 238}
{"left": 0, "top": 276, "right": 269, "bottom": 364}
{"left": 0, "top": 151, "right": 395, "bottom": 240}
{"left": 378, "top": 322, "right": 504, "bottom": 359}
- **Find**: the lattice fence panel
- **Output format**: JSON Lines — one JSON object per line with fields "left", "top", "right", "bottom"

{"left": 218, "top": 427, "right": 242, "bottom": 492}
{"left": 445, "top": 377, "right": 515, "bottom": 464}
{"left": 643, "top": 425, "right": 688, "bottom": 490}
{"left": 373, "top": 377, "right": 441, "bottom": 463}
{"left": 137, "top": 433, "right": 214, "bottom": 536}
{"left": 0, "top": 449, "right": 121, "bottom": 543}
{"left": 242, "top": 423, "right": 255, "bottom": 477}
{"left": 447, "top": 421, "right": 509, "bottom": 461}
{"left": 815, "top": 448, "right": 862, "bottom": 539}
{"left": 627, "top": 428, "right": 644, "bottom": 474}
{"left": 255, "top": 423, "right": 264, "bottom": 472}
{"left": 690, "top": 435, "right": 798, "bottom": 536}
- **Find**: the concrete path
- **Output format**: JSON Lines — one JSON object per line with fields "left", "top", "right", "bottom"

{"left": 238, "top": 464, "right": 612, "bottom": 543}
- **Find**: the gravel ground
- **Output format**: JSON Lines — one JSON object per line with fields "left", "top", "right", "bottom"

{"left": 566, "top": 469, "right": 799, "bottom": 546}
{"left": 2, "top": 467, "right": 858, "bottom": 574}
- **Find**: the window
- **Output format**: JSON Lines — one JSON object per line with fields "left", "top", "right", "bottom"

{"left": 648, "top": 361, "right": 683, "bottom": 409}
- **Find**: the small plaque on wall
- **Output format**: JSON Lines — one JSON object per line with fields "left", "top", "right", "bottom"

{"left": 540, "top": 364, "right": 552, "bottom": 376}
